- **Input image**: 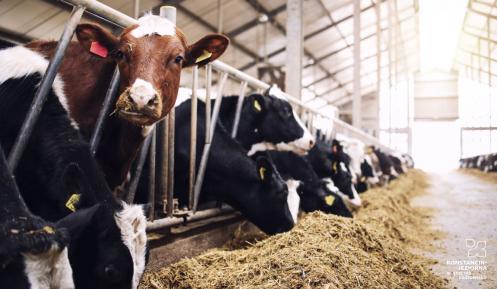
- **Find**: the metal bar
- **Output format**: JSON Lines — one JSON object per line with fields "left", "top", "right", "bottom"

{"left": 285, "top": 0, "right": 304, "bottom": 100}
{"left": 7, "top": 5, "right": 85, "bottom": 171}
{"left": 188, "top": 66, "right": 199, "bottom": 209}
{"left": 148, "top": 128, "right": 156, "bottom": 220}
{"left": 158, "top": 119, "right": 169, "bottom": 216}
{"left": 192, "top": 72, "right": 228, "bottom": 212}
{"left": 126, "top": 133, "right": 153, "bottom": 203}
{"left": 166, "top": 109, "right": 175, "bottom": 214}
{"left": 217, "top": 0, "right": 223, "bottom": 33}
{"left": 205, "top": 65, "right": 212, "bottom": 143}
{"left": 147, "top": 206, "right": 236, "bottom": 231}
{"left": 90, "top": 68, "right": 120, "bottom": 155}
{"left": 352, "top": 0, "right": 361, "bottom": 128}
{"left": 375, "top": 0, "right": 382, "bottom": 137}
{"left": 231, "top": 81, "right": 248, "bottom": 138}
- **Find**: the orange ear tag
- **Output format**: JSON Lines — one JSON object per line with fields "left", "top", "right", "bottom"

{"left": 90, "top": 41, "right": 108, "bottom": 58}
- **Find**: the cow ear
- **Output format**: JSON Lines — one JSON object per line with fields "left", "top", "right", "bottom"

{"left": 184, "top": 34, "right": 229, "bottom": 67}
{"left": 56, "top": 205, "right": 100, "bottom": 240}
{"left": 76, "top": 23, "right": 119, "bottom": 59}
{"left": 249, "top": 94, "right": 266, "bottom": 113}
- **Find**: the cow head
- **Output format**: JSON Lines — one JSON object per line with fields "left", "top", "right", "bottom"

{"left": 297, "top": 180, "right": 352, "bottom": 218}
{"left": 247, "top": 85, "right": 315, "bottom": 156}
{"left": 57, "top": 202, "right": 146, "bottom": 289}
{"left": 76, "top": 15, "right": 229, "bottom": 127}
{"left": 55, "top": 163, "right": 147, "bottom": 289}
{"left": 244, "top": 157, "right": 299, "bottom": 234}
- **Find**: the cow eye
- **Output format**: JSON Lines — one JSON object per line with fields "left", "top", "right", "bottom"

{"left": 114, "top": 50, "right": 124, "bottom": 60}
{"left": 103, "top": 264, "right": 122, "bottom": 283}
{"left": 174, "top": 55, "right": 184, "bottom": 64}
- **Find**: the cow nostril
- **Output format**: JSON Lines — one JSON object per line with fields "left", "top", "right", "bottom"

{"left": 310, "top": 140, "right": 315, "bottom": 147}
{"left": 147, "top": 95, "right": 158, "bottom": 106}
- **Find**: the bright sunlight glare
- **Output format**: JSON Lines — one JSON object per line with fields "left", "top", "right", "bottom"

{"left": 419, "top": 0, "right": 468, "bottom": 71}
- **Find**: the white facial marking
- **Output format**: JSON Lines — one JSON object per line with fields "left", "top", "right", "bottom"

{"left": 323, "top": 178, "right": 340, "bottom": 194}
{"left": 247, "top": 142, "right": 276, "bottom": 156}
{"left": 0, "top": 46, "right": 79, "bottom": 129}
{"left": 114, "top": 202, "right": 147, "bottom": 289}
{"left": 130, "top": 14, "right": 175, "bottom": 38}
{"left": 285, "top": 179, "right": 301, "bottom": 224}
{"left": 23, "top": 246, "right": 74, "bottom": 289}
{"left": 129, "top": 78, "right": 158, "bottom": 109}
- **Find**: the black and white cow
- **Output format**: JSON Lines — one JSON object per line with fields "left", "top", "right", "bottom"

{"left": 254, "top": 150, "right": 352, "bottom": 217}
{"left": 173, "top": 97, "right": 300, "bottom": 234}
{"left": 0, "top": 46, "right": 147, "bottom": 289}
{"left": 0, "top": 146, "right": 75, "bottom": 289}
{"left": 215, "top": 85, "right": 315, "bottom": 156}
{"left": 371, "top": 146, "right": 398, "bottom": 182}
{"left": 307, "top": 140, "right": 362, "bottom": 210}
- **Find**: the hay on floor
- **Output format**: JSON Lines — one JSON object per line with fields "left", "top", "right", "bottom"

{"left": 140, "top": 170, "right": 447, "bottom": 289}
{"left": 459, "top": 168, "right": 497, "bottom": 185}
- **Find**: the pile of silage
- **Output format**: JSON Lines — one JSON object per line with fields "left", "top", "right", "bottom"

{"left": 140, "top": 170, "right": 447, "bottom": 289}
{"left": 460, "top": 168, "right": 497, "bottom": 185}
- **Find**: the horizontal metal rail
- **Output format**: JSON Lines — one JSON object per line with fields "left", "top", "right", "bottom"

{"left": 147, "top": 207, "right": 236, "bottom": 231}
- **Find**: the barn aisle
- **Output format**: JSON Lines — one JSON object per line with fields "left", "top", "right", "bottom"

{"left": 412, "top": 171, "right": 497, "bottom": 289}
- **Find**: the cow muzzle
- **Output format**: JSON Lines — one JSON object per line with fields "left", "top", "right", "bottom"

{"left": 115, "top": 79, "right": 163, "bottom": 125}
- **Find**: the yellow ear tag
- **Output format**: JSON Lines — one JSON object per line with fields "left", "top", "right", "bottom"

{"left": 367, "top": 148, "right": 373, "bottom": 154}
{"left": 43, "top": 226, "right": 55, "bottom": 234}
{"left": 325, "top": 195, "right": 335, "bottom": 206}
{"left": 360, "top": 176, "right": 366, "bottom": 182}
{"left": 65, "top": 193, "right": 81, "bottom": 212}
{"left": 259, "top": 167, "right": 266, "bottom": 180}
{"left": 332, "top": 162, "right": 337, "bottom": 173}
{"left": 253, "top": 100, "right": 262, "bottom": 112}
{"left": 195, "top": 50, "right": 212, "bottom": 64}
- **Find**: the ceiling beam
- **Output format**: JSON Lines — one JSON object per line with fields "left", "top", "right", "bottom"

{"left": 239, "top": 0, "right": 387, "bottom": 72}
{"left": 244, "top": 0, "right": 350, "bottom": 96}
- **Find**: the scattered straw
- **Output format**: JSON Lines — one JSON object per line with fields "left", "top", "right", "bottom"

{"left": 459, "top": 168, "right": 497, "bottom": 185}
{"left": 140, "top": 170, "right": 447, "bottom": 289}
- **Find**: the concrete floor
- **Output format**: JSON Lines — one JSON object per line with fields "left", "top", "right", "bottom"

{"left": 412, "top": 171, "right": 497, "bottom": 289}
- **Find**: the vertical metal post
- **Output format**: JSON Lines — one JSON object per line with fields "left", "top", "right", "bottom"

{"left": 352, "top": 0, "right": 361, "bottom": 128}
{"left": 487, "top": 17, "right": 492, "bottom": 153}
{"left": 148, "top": 128, "right": 156, "bottom": 220}
{"left": 158, "top": 118, "right": 170, "bottom": 216}
{"left": 387, "top": 0, "right": 393, "bottom": 147}
{"left": 217, "top": 0, "right": 224, "bottom": 33}
{"left": 188, "top": 66, "right": 199, "bottom": 209}
{"left": 205, "top": 65, "right": 212, "bottom": 143}
{"left": 126, "top": 134, "right": 153, "bottom": 203}
{"left": 90, "top": 68, "right": 120, "bottom": 155}
{"left": 133, "top": 0, "right": 140, "bottom": 18}
{"left": 231, "top": 81, "right": 248, "bottom": 138}
{"left": 375, "top": 0, "right": 381, "bottom": 138}
{"left": 160, "top": 6, "right": 176, "bottom": 216}
{"left": 193, "top": 72, "right": 228, "bottom": 212}
{"left": 7, "top": 5, "right": 86, "bottom": 171}
{"left": 285, "top": 0, "right": 303, "bottom": 102}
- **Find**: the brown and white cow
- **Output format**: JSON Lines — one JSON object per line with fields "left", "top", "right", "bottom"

{"left": 27, "top": 15, "right": 229, "bottom": 189}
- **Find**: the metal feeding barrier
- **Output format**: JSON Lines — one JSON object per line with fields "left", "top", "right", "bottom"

{"left": 6, "top": 0, "right": 393, "bottom": 232}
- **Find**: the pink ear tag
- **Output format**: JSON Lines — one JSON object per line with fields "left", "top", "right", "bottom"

{"left": 90, "top": 41, "right": 108, "bottom": 58}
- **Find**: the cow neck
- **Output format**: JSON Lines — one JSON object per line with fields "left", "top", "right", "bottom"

{"left": 27, "top": 41, "right": 147, "bottom": 190}
{"left": 217, "top": 95, "right": 263, "bottom": 150}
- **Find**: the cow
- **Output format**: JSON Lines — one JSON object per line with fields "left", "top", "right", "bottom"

{"left": 215, "top": 85, "right": 314, "bottom": 156}
{"left": 355, "top": 156, "right": 379, "bottom": 193}
{"left": 0, "top": 146, "right": 75, "bottom": 289}
{"left": 0, "top": 46, "right": 147, "bottom": 289}
{"left": 172, "top": 97, "right": 299, "bottom": 234}
{"left": 25, "top": 14, "right": 229, "bottom": 190}
{"left": 253, "top": 150, "right": 352, "bottom": 218}
{"left": 307, "top": 140, "right": 362, "bottom": 210}
{"left": 369, "top": 146, "right": 398, "bottom": 182}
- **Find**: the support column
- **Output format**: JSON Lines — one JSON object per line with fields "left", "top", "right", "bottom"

{"left": 352, "top": 0, "right": 362, "bottom": 128}
{"left": 285, "top": 0, "right": 303, "bottom": 100}
{"left": 375, "top": 0, "right": 381, "bottom": 137}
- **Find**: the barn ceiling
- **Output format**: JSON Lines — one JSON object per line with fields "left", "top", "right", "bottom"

{"left": 0, "top": 0, "right": 420, "bottom": 112}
